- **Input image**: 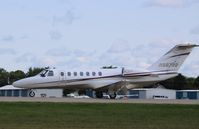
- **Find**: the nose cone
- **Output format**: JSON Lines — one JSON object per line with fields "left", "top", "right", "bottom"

{"left": 13, "top": 79, "right": 25, "bottom": 88}
{"left": 13, "top": 78, "right": 33, "bottom": 88}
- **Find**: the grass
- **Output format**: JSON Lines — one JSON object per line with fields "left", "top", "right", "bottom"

{"left": 0, "top": 102, "right": 199, "bottom": 129}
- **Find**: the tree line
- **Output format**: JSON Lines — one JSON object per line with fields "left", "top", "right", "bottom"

{"left": 0, "top": 67, "right": 45, "bottom": 87}
{"left": 160, "top": 74, "right": 199, "bottom": 90}
{"left": 0, "top": 67, "right": 199, "bottom": 90}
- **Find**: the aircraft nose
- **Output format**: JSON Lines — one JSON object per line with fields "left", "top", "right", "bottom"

{"left": 13, "top": 80, "right": 24, "bottom": 88}
{"left": 13, "top": 77, "right": 38, "bottom": 88}
{"left": 13, "top": 78, "right": 31, "bottom": 88}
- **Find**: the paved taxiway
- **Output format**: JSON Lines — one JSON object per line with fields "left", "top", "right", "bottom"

{"left": 0, "top": 97, "right": 199, "bottom": 105}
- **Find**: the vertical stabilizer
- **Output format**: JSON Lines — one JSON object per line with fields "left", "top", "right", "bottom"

{"left": 148, "top": 44, "right": 198, "bottom": 72}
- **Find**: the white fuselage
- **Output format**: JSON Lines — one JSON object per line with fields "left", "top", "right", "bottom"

{"left": 12, "top": 68, "right": 178, "bottom": 90}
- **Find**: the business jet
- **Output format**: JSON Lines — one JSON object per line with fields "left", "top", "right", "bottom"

{"left": 13, "top": 43, "right": 198, "bottom": 99}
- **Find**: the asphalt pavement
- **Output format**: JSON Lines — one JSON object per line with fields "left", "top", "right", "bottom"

{"left": 0, "top": 97, "right": 199, "bottom": 105}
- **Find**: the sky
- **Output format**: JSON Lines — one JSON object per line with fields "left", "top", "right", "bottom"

{"left": 0, "top": 0, "right": 199, "bottom": 77}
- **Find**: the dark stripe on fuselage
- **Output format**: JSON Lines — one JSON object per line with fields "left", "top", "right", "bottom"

{"left": 169, "top": 52, "right": 190, "bottom": 58}
{"left": 28, "top": 71, "right": 177, "bottom": 88}
{"left": 123, "top": 70, "right": 175, "bottom": 76}
{"left": 124, "top": 72, "right": 177, "bottom": 77}
{"left": 29, "top": 74, "right": 122, "bottom": 87}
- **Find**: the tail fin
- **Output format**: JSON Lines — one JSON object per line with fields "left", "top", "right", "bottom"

{"left": 148, "top": 43, "right": 198, "bottom": 72}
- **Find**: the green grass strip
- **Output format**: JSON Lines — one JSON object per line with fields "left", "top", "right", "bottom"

{"left": 0, "top": 102, "right": 198, "bottom": 129}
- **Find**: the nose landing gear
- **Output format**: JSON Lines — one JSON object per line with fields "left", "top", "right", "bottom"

{"left": 29, "top": 90, "right": 35, "bottom": 97}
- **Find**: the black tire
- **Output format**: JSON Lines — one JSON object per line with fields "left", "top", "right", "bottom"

{"left": 29, "top": 91, "right": 35, "bottom": 97}
{"left": 109, "top": 92, "right": 116, "bottom": 99}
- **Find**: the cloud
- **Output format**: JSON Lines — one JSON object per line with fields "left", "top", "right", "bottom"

{"left": 52, "top": 9, "right": 77, "bottom": 26}
{"left": 15, "top": 53, "right": 57, "bottom": 68}
{"left": 1, "top": 35, "right": 15, "bottom": 42}
{"left": 107, "top": 39, "right": 132, "bottom": 53}
{"left": 101, "top": 41, "right": 132, "bottom": 65}
{"left": 134, "top": 40, "right": 181, "bottom": 66}
{"left": 14, "top": 39, "right": 199, "bottom": 77}
{"left": 15, "top": 53, "right": 36, "bottom": 63}
{"left": 97, "top": 39, "right": 183, "bottom": 71}
{"left": 68, "top": 50, "right": 96, "bottom": 68}
{"left": 36, "top": 1, "right": 78, "bottom": 27}
{"left": 46, "top": 47, "right": 96, "bottom": 58}
{"left": 146, "top": 0, "right": 199, "bottom": 7}
{"left": 0, "top": 35, "right": 29, "bottom": 42}
{"left": 49, "top": 30, "right": 63, "bottom": 40}
{"left": 56, "top": 0, "right": 71, "bottom": 5}
{"left": 190, "top": 26, "right": 199, "bottom": 34}
{"left": 46, "top": 40, "right": 177, "bottom": 71}
{"left": 20, "top": 35, "right": 29, "bottom": 40}
{"left": 72, "top": 49, "right": 96, "bottom": 57}
{"left": 0, "top": 48, "right": 16, "bottom": 55}
{"left": 149, "top": 0, "right": 184, "bottom": 7}
{"left": 46, "top": 48, "right": 71, "bottom": 57}
{"left": 41, "top": 58, "right": 57, "bottom": 66}
{"left": 93, "top": 40, "right": 151, "bottom": 70}
{"left": 44, "top": 48, "right": 96, "bottom": 69}
{"left": 179, "top": 50, "right": 199, "bottom": 77}
{"left": 60, "top": 56, "right": 94, "bottom": 69}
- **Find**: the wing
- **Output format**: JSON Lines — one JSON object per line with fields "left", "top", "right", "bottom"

{"left": 95, "top": 81, "right": 127, "bottom": 92}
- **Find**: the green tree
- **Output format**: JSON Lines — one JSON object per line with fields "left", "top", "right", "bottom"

{"left": 186, "top": 77, "right": 195, "bottom": 89}
{"left": 193, "top": 76, "right": 199, "bottom": 89}
{"left": 160, "top": 74, "right": 187, "bottom": 90}
{"left": 0, "top": 68, "right": 9, "bottom": 86}
{"left": 9, "top": 70, "right": 26, "bottom": 84}
{"left": 173, "top": 74, "right": 187, "bottom": 90}
{"left": 26, "top": 67, "right": 45, "bottom": 77}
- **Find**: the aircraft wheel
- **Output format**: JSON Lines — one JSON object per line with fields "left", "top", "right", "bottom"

{"left": 29, "top": 90, "right": 35, "bottom": 97}
{"left": 109, "top": 92, "right": 117, "bottom": 99}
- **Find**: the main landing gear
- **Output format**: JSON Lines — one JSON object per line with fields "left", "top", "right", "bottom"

{"left": 95, "top": 91, "right": 117, "bottom": 99}
{"left": 109, "top": 92, "right": 117, "bottom": 99}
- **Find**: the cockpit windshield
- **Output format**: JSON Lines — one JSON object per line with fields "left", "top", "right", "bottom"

{"left": 38, "top": 70, "right": 54, "bottom": 77}
{"left": 38, "top": 70, "right": 48, "bottom": 77}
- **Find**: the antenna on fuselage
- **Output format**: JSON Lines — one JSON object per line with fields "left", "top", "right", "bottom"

{"left": 101, "top": 65, "right": 118, "bottom": 69}
{"left": 45, "top": 66, "right": 50, "bottom": 70}
{"left": 44, "top": 66, "right": 56, "bottom": 70}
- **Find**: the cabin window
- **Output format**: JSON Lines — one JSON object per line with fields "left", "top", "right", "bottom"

{"left": 80, "top": 72, "right": 84, "bottom": 76}
{"left": 98, "top": 72, "right": 102, "bottom": 76}
{"left": 74, "top": 72, "right": 77, "bottom": 76}
{"left": 48, "top": 71, "right": 54, "bottom": 76}
{"left": 92, "top": 72, "right": 96, "bottom": 76}
{"left": 67, "top": 72, "right": 71, "bottom": 76}
{"left": 86, "top": 72, "right": 90, "bottom": 76}
{"left": 61, "top": 72, "right": 64, "bottom": 76}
